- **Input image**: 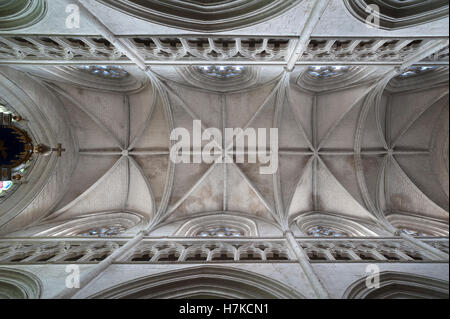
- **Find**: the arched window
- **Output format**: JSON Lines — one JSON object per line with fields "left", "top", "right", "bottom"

{"left": 196, "top": 66, "right": 245, "bottom": 80}
{"left": 77, "top": 65, "right": 129, "bottom": 79}
{"left": 196, "top": 226, "right": 244, "bottom": 238}
{"left": 307, "top": 225, "right": 349, "bottom": 237}
{"left": 386, "top": 214, "right": 448, "bottom": 237}
{"left": 33, "top": 212, "right": 144, "bottom": 237}
{"left": 173, "top": 214, "right": 259, "bottom": 237}
{"left": 398, "top": 66, "right": 437, "bottom": 79}
{"left": 79, "top": 225, "right": 127, "bottom": 237}
{"left": 294, "top": 213, "right": 382, "bottom": 237}
{"left": 308, "top": 66, "right": 350, "bottom": 79}
{"left": 400, "top": 228, "right": 430, "bottom": 237}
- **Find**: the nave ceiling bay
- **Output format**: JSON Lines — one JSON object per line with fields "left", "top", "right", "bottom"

{"left": 0, "top": 64, "right": 448, "bottom": 239}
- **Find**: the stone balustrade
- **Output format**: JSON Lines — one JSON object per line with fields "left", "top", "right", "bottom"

{"left": 0, "top": 35, "right": 447, "bottom": 64}
{"left": 0, "top": 237, "right": 447, "bottom": 264}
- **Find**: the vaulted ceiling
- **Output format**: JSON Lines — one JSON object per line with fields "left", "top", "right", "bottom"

{"left": 0, "top": 0, "right": 448, "bottom": 238}
{"left": 0, "top": 63, "right": 448, "bottom": 238}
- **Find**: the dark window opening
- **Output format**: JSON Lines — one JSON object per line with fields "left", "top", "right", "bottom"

{"left": 212, "top": 253, "right": 234, "bottom": 261}
{"left": 240, "top": 253, "right": 262, "bottom": 261}
{"left": 132, "top": 253, "right": 153, "bottom": 261}
{"left": 158, "top": 253, "right": 179, "bottom": 262}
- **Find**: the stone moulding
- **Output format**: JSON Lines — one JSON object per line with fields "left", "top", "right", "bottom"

{"left": 343, "top": 271, "right": 449, "bottom": 299}
{"left": 386, "top": 213, "right": 449, "bottom": 237}
{"left": 295, "top": 66, "right": 378, "bottom": 93}
{"left": 87, "top": 266, "right": 305, "bottom": 299}
{"left": 96, "top": 0, "right": 302, "bottom": 32}
{"left": 33, "top": 211, "right": 146, "bottom": 237}
{"left": 0, "top": 0, "right": 47, "bottom": 31}
{"left": 385, "top": 67, "right": 449, "bottom": 93}
{"left": 0, "top": 268, "right": 42, "bottom": 299}
{"left": 20, "top": 66, "right": 149, "bottom": 94}
{"left": 343, "top": 0, "right": 449, "bottom": 30}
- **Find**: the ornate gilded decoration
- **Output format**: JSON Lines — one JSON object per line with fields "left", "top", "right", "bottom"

{"left": 0, "top": 102, "right": 64, "bottom": 193}
{"left": 0, "top": 122, "right": 34, "bottom": 169}
{"left": 0, "top": 111, "right": 34, "bottom": 184}
{"left": 34, "top": 143, "right": 66, "bottom": 157}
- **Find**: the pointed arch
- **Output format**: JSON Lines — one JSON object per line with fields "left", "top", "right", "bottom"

{"left": 292, "top": 211, "right": 382, "bottom": 237}
{"left": 88, "top": 266, "right": 305, "bottom": 299}
{"left": 0, "top": 268, "right": 42, "bottom": 299}
{"left": 344, "top": 271, "right": 449, "bottom": 299}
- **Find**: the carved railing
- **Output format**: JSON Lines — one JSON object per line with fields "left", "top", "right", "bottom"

{"left": 421, "top": 238, "right": 449, "bottom": 255}
{"left": 0, "top": 237, "right": 447, "bottom": 264}
{"left": 122, "top": 239, "right": 292, "bottom": 262}
{"left": 0, "top": 238, "right": 293, "bottom": 264}
{"left": 0, "top": 238, "right": 125, "bottom": 263}
{"left": 301, "top": 38, "right": 447, "bottom": 62}
{"left": 422, "top": 45, "right": 449, "bottom": 62}
{"left": 0, "top": 35, "right": 447, "bottom": 63}
{"left": 128, "top": 37, "right": 291, "bottom": 61}
{"left": 0, "top": 36, "right": 291, "bottom": 62}
{"left": 0, "top": 36, "right": 124, "bottom": 61}
{"left": 299, "top": 237, "right": 449, "bottom": 262}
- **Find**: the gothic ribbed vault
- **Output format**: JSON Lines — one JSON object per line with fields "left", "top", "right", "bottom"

{"left": 1, "top": 64, "right": 448, "bottom": 239}
{"left": 0, "top": 0, "right": 448, "bottom": 301}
